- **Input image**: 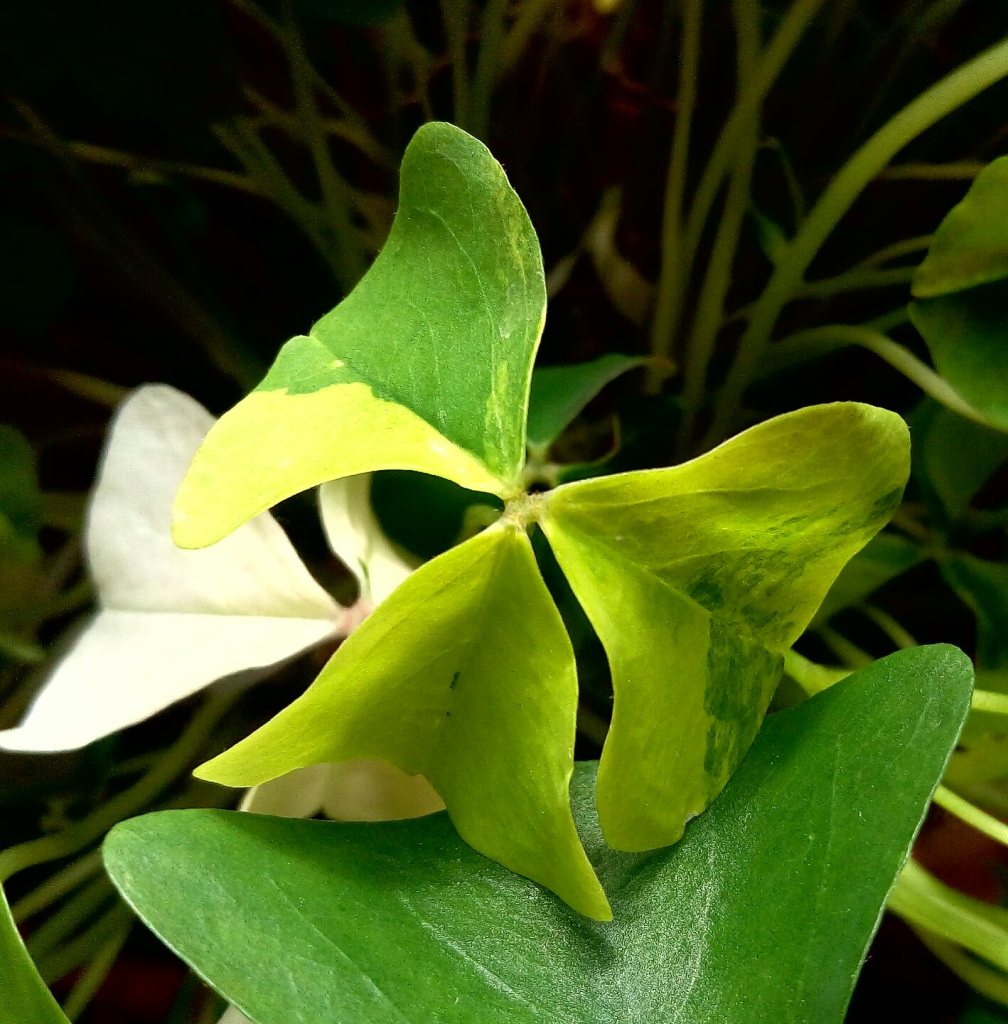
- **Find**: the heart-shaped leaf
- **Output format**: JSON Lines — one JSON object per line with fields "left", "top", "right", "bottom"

{"left": 174, "top": 122, "right": 545, "bottom": 547}
{"left": 539, "top": 403, "right": 910, "bottom": 850}
{"left": 105, "top": 645, "right": 973, "bottom": 1024}
{"left": 195, "top": 523, "right": 610, "bottom": 920}
{"left": 0, "top": 886, "right": 68, "bottom": 1024}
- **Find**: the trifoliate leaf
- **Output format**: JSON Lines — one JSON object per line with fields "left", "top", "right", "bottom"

{"left": 195, "top": 523, "right": 610, "bottom": 920}
{"left": 539, "top": 403, "right": 910, "bottom": 850}
{"left": 174, "top": 122, "right": 545, "bottom": 547}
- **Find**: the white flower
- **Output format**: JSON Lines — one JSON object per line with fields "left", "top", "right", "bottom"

{"left": 0, "top": 384, "right": 415, "bottom": 756}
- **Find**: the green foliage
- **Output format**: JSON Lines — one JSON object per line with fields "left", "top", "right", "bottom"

{"left": 105, "top": 646, "right": 973, "bottom": 1024}
{"left": 180, "top": 124, "right": 912, "bottom": 913}
{"left": 540, "top": 403, "right": 909, "bottom": 850}
{"left": 174, "top": 122, "right": 545, "bottom": 547}
{"left": 196, "top": 523, "right": 610, "bottom": 920}
{"left": 911, "top": 158, "right": 1008, "bottom": 431}
{"left": 526, "top": 354, "right": 645, "bottom": 451}
{"left": 0, "top": 887, "right": 68, "bottom": 1024}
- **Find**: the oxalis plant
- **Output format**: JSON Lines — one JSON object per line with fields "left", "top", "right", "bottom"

{"left": 0, "top": 123, "right": 979, "bottom": 1023}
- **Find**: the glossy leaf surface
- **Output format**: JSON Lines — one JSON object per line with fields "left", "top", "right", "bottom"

{"left": 0, "top": 887, "right": 67, "bottom": 1024}
{"left": 175, "top": 123, "right": 545, "bottom": 546}
{"left": 540, "top": 403, "right": 910, "bottom": 850}
{"left": 913, "top": 158, "right": 1008, "bottom": 298}
{"left": 526, "top": 355, "right": 645, "bottom": 450}
{"left": 106, "top": 646, "right": 972, "bottom": 1024}
{"left": 195, "top": 524, "right": 609, "bottom": 920}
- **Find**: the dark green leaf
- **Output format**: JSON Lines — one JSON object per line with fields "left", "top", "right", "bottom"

{"left": 943, "top": 554, "right": 1008, "bottom": 669}
{"left": 105, "top": 645, "right": 972, "bottom": 1024}
{"left": 910, "top": 281, "right": 1008, "bottom": 432}
{"left": 815, "top": 531, "right": 925, "bottom": 622}
{"left": 526, "top": 355, "right": 645, "bottom": 450}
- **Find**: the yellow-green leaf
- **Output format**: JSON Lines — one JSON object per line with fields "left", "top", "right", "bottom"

{"left": 175, "top": 122, "right": 544, "bottom": 547}
{"left": 195, "top": 523, "right": 610, "bottom": 920}
{"left": 539, "top": 402, "right": 910, "bottom": 851}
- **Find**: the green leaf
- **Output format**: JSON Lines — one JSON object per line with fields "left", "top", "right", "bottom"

{"left": 814, "top": 531, "right": 924, "bottom": 622}
{"left": 913, "top": 158, "right": 1008, "bottom": 298}
{"left": 943, "top": 553, "right": 1008, "bottom": 670}
{"left": 0, "top": 426, "right": 42, "bottom": 564}
{"left": 539, "top": 403, "right": 910, "bottom": 850}
{"left": 910, "top": 280, "right": 1008, "bottom": 432}
{"left": 913, "top": 401, "right": 1008, "bottom": 522}
{"left": 194, "top": 523, "right": 610, "bottom": 920}
{"left": 0, "top": 886, "right": 68, "bottom": 1024}
{"left": 105, "top": 645, "right": 973, "bottom": 1024}
{"left": 526, "top": 355, "right": 645, "bottom": 451}
{"left": 175, "top": 122, "right": 545, "bottom": 547}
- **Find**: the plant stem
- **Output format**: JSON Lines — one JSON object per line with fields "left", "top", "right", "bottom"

{"left": 441, "top": 0, "right": 472, "bottom": 128}
{"left": 972, "top": 689, "right": 1008, "bottom": 716}
{"left": 705, "top": 34, "right": 1008, "bottom": 448}
{"left": 859, "top": 233, "right": 936, "bottom": 266}
{"left": 62, "top": 920, "right": 131, "bottom": 1022}
{"left": 676, "top": 0, "right": 759, "bottom": 451}
{"left": 0, "top": 693, "right": 234, "bottom": 883}
{"left": 882, "top": 159, "right": 985, "bottom": 180}
{"left": 283, "top": 2, "right": 367, "bottom": 291}
{"left": 890, "top": 858, "right": 1008, "bottom": 972}
{"left": 500, "top": 0, "right": 556, "bottom": 73}
{"left": 668, "top": 0, "right": 826, "bottom": 366}
{"left": 11, "top": 851, "right": 102, "bottom": 923}
{"left": 469, "top": 0, "right": 509, "bottom": 139}
{"left": 766, "top": 324, "right": 993, "bottom": 427}
{"left": 37, "top": 905, "right": 133, "bottom": 986}
{"left": 793, "top": 265, "right": 917, "bottom": 300}
{"left": 862, "top": 604, "right": 917, "bottom": 650}
{"left": 933, "top": 785, "right": 1008, "bottom": 848}
{"left": 646, "top": 0, "right": 704, "bottom": 387}
{"left": 913, "top": 926, "right": 1008, "bottom": 1008}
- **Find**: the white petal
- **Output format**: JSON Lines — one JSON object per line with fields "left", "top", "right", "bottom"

{"left": 318, "top": 475, "right": 415, "bottom": 606}
{"left": 0, "top": 385, "right": 343, "bottom": 753}
{"left": 239, "top": 765, "right": 332, "bottom": 818}
{"left": 0, "top": 611, "right": 333, "bottom": 752}
{"left": 217, "top": 1008, "right": 250, "bottom": 1024}
{"left": 320, "top": 760, "right": 444, "bottom": 821}
{"left": 92, "top": 386, "right": 339, "bottom": 619}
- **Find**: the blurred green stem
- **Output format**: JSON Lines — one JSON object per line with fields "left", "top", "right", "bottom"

{"left": 647, "top": 0, "right": 703, "bottom": 387}
{"left": 706, "top": 34, "right": 1008, "bottom": 447}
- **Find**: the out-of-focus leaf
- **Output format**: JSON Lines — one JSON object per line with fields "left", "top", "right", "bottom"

{"left": 105, "top": 645, "right": 973, "bottom": 1024}
{"left": 526, "top": 355, "right": 645, "bottom": 451}
{"left": 913, "top": 158, "right": 1008, "bottom": 298}
{"left": 294, "top": 0, "right": 404, "bottom": 24}
{"left": 174, "top": 123, "right": 544, "bottom": 547}
{"left": 540, "top": 403, "right": 910, "bottom": 851}
{"left": 910, "top": 281, "right": 1008, "bottom": 432}
{"left": 913, "top": 401, "right": 1008, "bottom": 522}
{"left": 195, "top": 524, "right": 610, "bottom": 920}
{"left": 0, "top": 426, "right": 42, "bottom": 564}
{"left": 943, "top": 554, "right": 1008, "bottom": 670}
{"left": 815, "top": 531, "right": 925, "bottom": 622}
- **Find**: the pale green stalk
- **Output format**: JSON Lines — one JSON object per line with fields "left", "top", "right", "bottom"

{"left": 933, "top": 785, "right": 1008, "bottom": 848}
{"left": 706, "top": 35, "right": 1008, "bottom": 447}
{"left": 973, "top": 690, "right": 1008, "bottom": 715}
{"left": 441, "top": 0, "right": 472, "bottom": 127}
{"left": 0, "top": 693, "right": 234, "bottom": 883}
{"left": 500, "top": 0, "right": 556, "bottom": 72}
{"left": 914, "top": 927, "right": 1008, "bottom": 1008}
{"left": 470, "top": 0, "right": 510, "bottom": 139}
{"left": 862, "top": 605, "right": 917, "bottom": 650}
{"left": 890, "top": 859, "right": 1008, "bottom": 971}
{"left": 62, "top": 921, "right": 131, "bottom": 1021}
{"left": 646, "top": 0, "right": 704, "bottom": 385}
{"left": 11, "top": 851, "right": 102, "bottom": 923}
{"left": 883, "top": 160, "right": 985, "bottom": 180}
{"left": 766, "top": 324, "right": 993, "bottom": 427}
{"left": 284, "top": 2, "right": 366, "bottom": 290}
{"left": 677, "top": 0, "right": 759, "bottom": 450}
